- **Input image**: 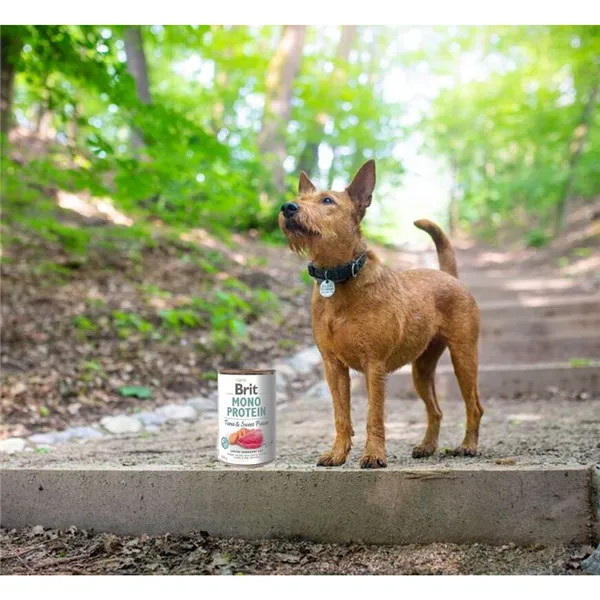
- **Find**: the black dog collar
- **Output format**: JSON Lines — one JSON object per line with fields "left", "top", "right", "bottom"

{"left": 307, "top": 252, "right": 368, "bottom": 283}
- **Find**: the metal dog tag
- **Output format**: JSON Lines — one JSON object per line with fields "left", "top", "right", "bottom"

{"left": 319, "top": 279, "right": 335, "bottom": 297}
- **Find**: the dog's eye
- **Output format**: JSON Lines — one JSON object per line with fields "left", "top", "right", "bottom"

{"left": 322, "top": 197, "right": 335, "bottom": 205}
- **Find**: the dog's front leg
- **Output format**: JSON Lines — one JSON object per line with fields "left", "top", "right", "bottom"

{"left": 316, "top": 355, "right": 352, "bottom": 467}
{"left": 360, "top": 363, "right": 387, "bottom": 469}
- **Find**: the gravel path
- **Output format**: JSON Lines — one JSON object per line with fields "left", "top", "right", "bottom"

{"left": 3, "top": 395, "right": 598, "bottom": 469}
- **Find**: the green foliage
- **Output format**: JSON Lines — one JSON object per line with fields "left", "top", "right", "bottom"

{"left": 199, "top": 371, "right": 218, "bottom": 381}
{"left": 5, "top": 25, "right": 600, "bottom": 247}
{"left": 34, "top": 261, "right": 77, "bottom": 281}
{"left": 140, "top": 283, "right": 171, "bottom": 298}
{"left": 421, "top": 26, "right": 600, "bottom": 234}
{"left": 43, "top": 223, "right": 90, "bottom": 254}
{"left": 573, "top": 247, "right": 592, "bottom": 258}
{"left": 526, "top": 229, "right": 549, "bottom": 249}
{"left": 112, "top": 310, "right": 154, "bottom": 338}
{"left": 79, "top": 359, "right": 104, "bottom": 382}
{"left": 203, "top": 291, "right": 249, "bottom": 344}
{"left": 159, "top": 308, "right": 202, "bottom": 331}
{"left": 278, "top": 338, "right": 297, "bottom": 350}
{"left": 300, "top": 270, "right": 313, "bottom": 285}
{"left": 250, "top": 288, "right": 280, "bottom": 313}
{"left": 569, "top": 358, "right": 593, "bottom": 367}
{"left": 72, "top": 315, "right": 97, "bottom": 332}
{"left": 3, "top": 25, "right": 412, "bottom": 239}
{"left": 118, "top": 385, "right": 153, "bottom": 398}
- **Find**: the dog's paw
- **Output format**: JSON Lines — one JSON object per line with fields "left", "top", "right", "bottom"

{"left": 449, "top": 445, "right": 478, "bottom": 457}
{"left": 316, "top": 451, "right": 347, "bottom": 467}
{"left": 359, "top": 454, "right": 388, "bottom": 469}
{"left": 412, "top": 444, "right": 437, "bottom": 458}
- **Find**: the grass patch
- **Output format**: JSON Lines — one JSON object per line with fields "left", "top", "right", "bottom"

{"left": 278, "top": 338, "right": 297, "bottom": 350}
{"left": 300, "top": 270, "right": 313, "bottom": 285}
{"left": 199, "top": 371, "right": 218, "bottom": 381}
{"left": 112, "top": 311, "right": 155, "bottom": 338}
{"left": 159, "top": 308, "right": 203, "bottom": 331}
{"left": 72, "top": 315, "right": 98, "bottom": 333}
{"left": 569, "top": 358, "right": 593, "bottom": 368}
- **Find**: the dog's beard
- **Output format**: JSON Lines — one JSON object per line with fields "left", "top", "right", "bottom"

{"left": 281, "top": 216, "right": 321, "bottom": 255}
{"left": 284, "top": 218, "right": 318, "bottom": 236}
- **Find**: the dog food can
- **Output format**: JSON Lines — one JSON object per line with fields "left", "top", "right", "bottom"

{"left": 218, "top": 369, "right": 276, "bottom": 466}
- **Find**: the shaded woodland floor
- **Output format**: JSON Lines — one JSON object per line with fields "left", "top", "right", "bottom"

{"left": 1, "top": 204, "right": 314, "bottom": 438}
{"left": 0, "top": 526, "right": 592, "bottom": 575}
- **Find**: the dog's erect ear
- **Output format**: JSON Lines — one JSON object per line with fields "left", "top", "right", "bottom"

{"left": 346, "top": 160, "right": 376, "bottom": 215}
{"left": 298, "top": 171, "right": 317, "bottom": 194}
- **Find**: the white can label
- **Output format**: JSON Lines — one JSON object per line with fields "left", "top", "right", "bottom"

{"left": 218, "top": 372, "right": 276, "bottom": 465}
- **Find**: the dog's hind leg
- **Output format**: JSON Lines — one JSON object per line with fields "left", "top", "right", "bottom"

{"left": 316, "top": 355, "right": 352, "bottom": 467}
{"left": 411, "top": 338, "right": 447, "bottom": 458}
{"left": 447, "top": 339, "right": 483, "bottom": 456}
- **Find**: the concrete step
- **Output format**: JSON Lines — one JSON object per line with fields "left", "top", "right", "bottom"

{"left": 472, "top": 289, "right": 597, "bottom": 303}
{"left": 1, "top": 465, "right": 596, "bottom": 545}
{"left": 481, "top": 314, "right": 600, "bottom": 339}
{"left": 465, "top": 279, "right": 596, "bottom": 300}
{"left": 460, "top": 274, "right": 585, "bottom": 288}
{"left": 353, "top": 363, "right": 600, "bottom": 399}
{"left": 478, "top": 295, "right": 600, "bottom": 320}
{"left": 440, "top": 333, "right": 600, "bottom": 365}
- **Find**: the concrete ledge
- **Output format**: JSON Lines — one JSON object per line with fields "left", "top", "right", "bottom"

{"left": 0, "top": 466, "right": 595, "bottom": 545}
{"left": 356, "top": 363, "right": 600, "bottom": 399}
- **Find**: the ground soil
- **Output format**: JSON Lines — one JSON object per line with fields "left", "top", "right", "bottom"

{"left": 0, "top": 526, "right": 593, "bottom": 575}
{"left": 0, "top": 223, "right": 318, "bottom": 438}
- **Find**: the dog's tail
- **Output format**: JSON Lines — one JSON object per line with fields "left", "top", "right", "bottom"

{"left": 413, "top": 219, "right": 458, "bottom": 278}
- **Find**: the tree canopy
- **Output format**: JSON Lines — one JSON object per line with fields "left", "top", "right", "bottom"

{"left": 1, "top": 25, "right": 599, "bottom": 243}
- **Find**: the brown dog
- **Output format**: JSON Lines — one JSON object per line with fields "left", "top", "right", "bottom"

{"left": 278, "top": 159, "right": 483, "bottom": 468}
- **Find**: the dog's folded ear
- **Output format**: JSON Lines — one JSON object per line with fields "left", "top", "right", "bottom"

{"left": 298, "top": 171, "right": 317, "bottom": 194}
{"left": 346, "top": 160, "right": 376, "bottom": 217}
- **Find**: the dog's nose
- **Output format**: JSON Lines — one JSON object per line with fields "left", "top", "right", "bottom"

{"left": 281, "top": 202, "right": 299, "bottom": 219}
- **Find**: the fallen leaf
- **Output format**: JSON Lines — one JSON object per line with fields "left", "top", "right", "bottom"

{"left": 118, "top": 386, "right": 153, "bottom": 399}
{"left": 11, "top": 382, "right": 27, "bottom": 396}
{"left": 274, "top": 553, "right": 301, "bottom": 563}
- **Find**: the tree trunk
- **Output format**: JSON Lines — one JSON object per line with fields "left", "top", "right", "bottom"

{"left": 210, "top": 26, "right": 240, "bottom": 136}
{"left": 303, "top": 26, "right": 357, "bottom": 182}
{"left": 36, "top": 107, "right": 53, "bottom": 139}
{"left": 554, "top": 78, "right": 599, "bottom": 235}
{"left": 1, "top": 27, "right": 22, "bottom": 139}
{"left": 297, "top": 141, "right": 319, "bottom": 176}
{"left": 327, "top": 147, "right": 339, "bottom": 188}
{"left": 335, "top": 26, "right": 358, "bottom": 81}
{"left": 258, "top": 25, "right": 306, "bottom": 194}
{"left": 67, "top": 103, "right": 79, "bottom": 148}
{"left": 124, "top": 26, "right": 151, "bottom": 151}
